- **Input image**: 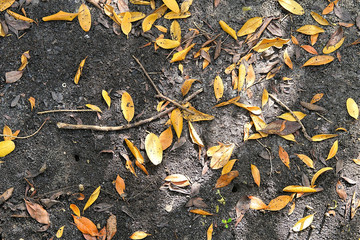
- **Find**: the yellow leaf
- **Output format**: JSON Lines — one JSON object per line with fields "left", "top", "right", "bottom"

{"left": 170, "top": 20, "right": 181, "bottom": 42}
{"left": 292, "top": 214, "right": 315, "bottom": 232}
{"left": 180, "top": 0, "right": 193, "bottom": 13}
{"left": 0, "top": 0, "right": 15, "bottom": 11}
{"left": 119, "top": 12, "right": 146, "bottom": 22}
{"left": 125, "top": 158, "right": 137, "bottom": 176}
{"left": 124, "top": 138, "right": 144, "bottom": 164}
{"left": 121, "top": 91, "right": 134, "bottom": 123}
{"left": 182, "top": 103, "right": 214, "bottom": 122}
{"left": 6, "top": 10, "right": 35, "bottom": 23}
{"left": 190, "top": 209, "right": 213, "bottom": 215}
{"left": 326, "top": 140, "right": 338, "bottom": 160}
{"left": 323, "top": 37, "right": 345, "bottom": 54}
{"left": 310, "top": 93, "right": 324, "bottom": 104}
{"left": 288, "top": 201, "right": 296, "bottom": 215}
{"left": 279, "top": 146, "right": 290, "bottom": 169}
{"left": 346, "top": 98, "right": 359, "bottom": 120}
{"left": 278, "top": 111, "right": 306, "bottom": 121}
{"left": 352, "top": 159, "right": 360, "bottom": 165}
{"left": 162, "top": 0, "right": 180, "bottom": 13}
{"left": 164, "top": 11, "right": 191, "bottom": 19}
{"left": 188, "top": 121, "right": 204, "bottom": 147}
{"left": 154, "top": 25, "right": 167, "bottom": 32}
{"left": 310, "top": 11, "right": 330, "bottom": 25}
{"left": 207, "top": 223, "right": 213, "bottom": 240}
{"left": 170, "top": 43, "right": 195, "bottom": 63}
{"left": 233, "top": 102, "right": 262, "bottom": 115}
{"left": 142, "top": 13, "right": 158, "bottom": 32}
{"left": 210, "top": 143, "right": 235, "bottom": 169}
{"left": 70, "top": 204, "right": 81, "bottom": 217}
{"left": 171, "top": 108, "right": 183, "bottom": 138}
{"left": 159, "top": 127, "right": 173, "bottom": 150}
{"left": 246, "top": 64, "right": 255, "bottom": 88}
{"left": 302, "top": 55, "right": 334, "bottom": 67}
{"left": 310, "top": 167, "right": 333, "bottom": 187}
{"left": 214, "top": 96, "right": 240, "bottom": 108}
{"left": 130, "top": 231, "right": 151, "bottom": 239}
{"left": 121, "top": 12, "right": 132, "bottom": 37}
{"left": 83, "top": 186, "right": 101, "bottom": 212}
{"left": 237, "top": 17, "right": 262, "bottom": 37}
{"left": 28, "top": 97, "right": 35, "bottom": 111}
{"left": 266, "top": 195, "right": 292, "bottom": 211}
{"left": 221, "top": 159, "right": 237, "bottom": 175}
{"left": 0, "top": 140, "right": 15, "bottom": 157}
{"left": 252, "top": 37, "right": 290, "bottom": 52}
{"left": 215, "top": 170, "right": 239, "bottom": 188}
{"left": 335, "top": 127, "right": 347, "bottom": 132}
{"left": 262, "top": 89, "right": 268, "bottom": 108}
{"left": 85, "top": 104, "right": 102, "bottom": 113}
{"left": 181, "top": 79, "right": 198, "bottom": 96}
{"left": 207, "top": 145, "right": 222, "bottom": 157}
{"left": 243, "top": 122, "right": 252, "bottom": 141}
{"left": 115, "top": 175, "right": 126, "bottom": 200}
{"left": 102, "top": 90, "right": 111, "bottom": 109}
{"left": 297, "top": 25, "right": 324, "bottom": 35}
{"left": 56, "top": 226, "right": 65, "bottom": 238}
{"left": 219, "top": 20, "right": 237, "bottom": 40}
{"left": 42, "top": 11, "right": 79, "bottom": 21}
{"left": 18, "top": 50, "right": 30, "bottom": 71}
{"left": 283, "top": 185, "right": 318, "bottom": 193}
{"left": 224, "top": 63, "right": 236, "bottom": 74}
{"left": 280, "top": 134, "right": 296, "bottom": 142}
{"left": 283, "top": 49, "right": 293, "bottom": 69}
{"left": 249, "top": 196, "right": 267, "bottom": 210}
{"left": 130, "top": 0, "right": 150, "bottom": 5}
{"left": 278, "top": 0, "right": 304, "bottom": 15}
{"left": 135, "top": 160, "right": 149, "bottom": 175}
{"left": 251, "top": 164, "right": 260, "bottom": 187}
{"left": 78, "top": 3, "right": 91, "bottom": 32}
{"left": 250, "top": 113, "right": 268, "bottom": 137}
{"left": 311, "top": 134, "right": 338, "bottom": 141}
{"left": 145, "top": 133, "right": 163, "bottom": 165}
{"left": 238, "top": 63, "right": 246, "bottom": 91}
{"left": 155, "top": 38, "right": 180, "bottom": 49}
{"left": 295, "top": 154, "right": 314, "bottom": 168}
{"left": 74, "top": 56, "right": 87, "bottom": 84}
{"left": 213, "top": 75, "right": 224, "bottom": 101}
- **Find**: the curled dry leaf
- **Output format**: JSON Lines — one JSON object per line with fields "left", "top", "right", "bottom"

{"left": 106, "top": 214, "right": 117, "bottom": 240}
{"left": 165, "top": 174, "right": 190, "bottom": 187}
{"left": 293, "top": 214, "right": 315, "bottom": 232}
{"left": 237, "top": 63, "right": 246, "bottom": 91}
{"left": 215, "top": 170, "right": 239, "bottom": 188}
{"left": 7, "top": 10, "right": 35, "bottom": 23}
{"left": 102, "top": 90, "right": 111, "bottom": 109}
{"left": 311, "top": 167, "right": 333, "bottom": 187}
{"left": 233, "top": 102, "right": 261, "bottom": 115}
{"left": 145, "top": 132, "right": 163, "bottom": 165}
{"left": 188, "top": 121, "right": 204, "bottom": 147}
{"left": 25, "top": 200, "right": 50, "bottom": 225}
{"left": 74, "top": 56, "right": 87, "bottom": 84}
{"left": 78, "top": 3, "right": 91, "bottom": 32}
{"left": 300, "top": 102, "right": 326, "bottom": 112}
{"left": 83, "top": 186, "right": 101, "bottom": 212}
{"left": 249, "top": 196, "right": 267, "bottom": 210}
{"left": 0, "top": 187, "right": 14, "bottom": 204}
{"left": 73, "top": 215, "right": 99, "bottom": 236}
{"left": 266, "top": 195, "right": 292, "bottom": 211}
{"left": 115, "top": 175, "right": 126, "bottom": 200}
{"left": 251, "top": 164, "right": 260, "bottom": 187}
{"left": 283, "top": 49, "right": 293, "bottom": 69}
{"left": 0, "top": 140, "right": 15, "bottom": 157}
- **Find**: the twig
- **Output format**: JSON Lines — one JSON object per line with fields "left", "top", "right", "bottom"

{"left": 57, "top": 89, "right": 203, "bottom": 131}
{"left": 37, "top": 109, "right": 97, "bottom": 115}
{"left": 256, "top": 140, "right": 273, "bottom": 175}
{"left": 0, "top": 118, "right": 49, "bottom": 139}
{"left": 315, "top": 112, "right": 332, "bottom": 123}
{"left": 268, "top": 93, "right": 312, "bottom": 141}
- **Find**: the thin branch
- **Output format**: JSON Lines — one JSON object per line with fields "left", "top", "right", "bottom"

{"left": 268, "top": 93, "right": 312, "bottom": 141}
{"left": 0, "top": 118, "right": 49, "bottom": 139}
{"left": 37, "top": 109, "right": 97, "bottom": 115}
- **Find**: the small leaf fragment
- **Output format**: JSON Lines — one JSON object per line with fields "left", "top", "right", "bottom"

{"left": 5, "top": 71, "right": 23, "bottom": 83}
{"left": 83, "top": 186, "right": 101, "bottom": 212}
{"left": 283, "top": 49, "right": 293, "bottom": 69}
{"left": 145, "top": 133, "right": 163, "bottom": 165}
{"left": 219, "top": 20, "right": 237, "bottom": 40}
{"left": 336, "top": 180, "right": 347, "bottom": 201}
{"left": 28, "top": 97, "right": 35, "bottom": 111}
{"left": 292, "top": 214, "right": 315, "bottom": 232}
{"left": 346, "top": 98, "right": 359, "bottom": 120}
{"left": 310, "top": 93, "right": 324, "bottom": 104}
{"left": 106, "top": 214, "right": 117, "bottom": 240}
{"left": 251, "top": 164, "right": 260, "bottom": 187}
{"left": 0, "top": 140, "right": 15, "bottom": 157}
{"left": 102, "top": 90, "right": 111, "bottom": 109}
{"left": 74, "top": 56, "right": 87, "bottom": 84}
{"left": 326, "top": 140, "right": 338, "bottom": 160}
{"left": 262, "top": 89, "right": 269, "bottom": 108}
{"left": 78, "top": 3, "right": 91, "bottom": 32}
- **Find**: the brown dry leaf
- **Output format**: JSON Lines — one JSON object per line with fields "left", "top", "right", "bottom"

{"left": 261, "top": 120, "right": 300, "bottom": 136}
{"left": 0, "top": 0, "right": 15, "bottom": 11}
{"left": 251, "top": 164, "right": 260, "bottom": 187}
{"left": 346, "top": 98, "right": 359, "bottom": 120}
{"left": 310, "top": 11, "right": 330, "bottom": 25}
{"left": 145, "top": 132, "right": 163, "bottom": 165}
{"left": 336, "top": 180, "right": 347, "bottom": 201}
{"left": 310, "top": 93, "right": 324, "bottom": 104}
{"left": 323, "top": 27, "right": 344, "bottom": 54}
{"left": 302, "top": 55, "right": 334, "bottom": 67}
{"left": 121, "top": 91, "right": 134, "bottom": 123}
{"left": 181, "top": 79, "right": 199, "bottom": 96}
{"left": 124, "top": 139, "right": 144, "bottom": 164}
{"left": 279, "top": 146, "right": 290, "bottom": 169}
{"left": 170, "top": 43, "right": 195, "bottom": 63}
{"left": 0, "top": 187, "right": 14, "bottom": 204}
{"left": 171, "top": 108, "right": 183, "bottom": 138}
{"left": 115, "top": 175, "right": 126, "bottom": 200}
{"left": 326, "top": 140, "right": 338, "bottom": 160}
{"left": 25, "top": 200, "right": 50, "bottom": 225}
{"left": 188, "top": 121, "right": 204, "bottom": 147}
{"left": 297, "top": 25, "right": 324, "bottom": 35}
{"left": 249, "top": 196, "right": 267, "bottom": 210}
{"left": 292, "top": 214, "right": 315, "bottom": 232}
{"left": 207, "top": 223, "right": 213, "bottom": 240}
{"left": 106, "top": 214, "right": 117, "bottom": 240}
{"left": 252, "top": 37, "right": 290, "bottom": 52}
{"left": 322, "top": 2, "right": 334, "bottom": 15}
{"left": 283, "top": 185, "right": 318, "bottom": 193}
{"left": 221, "top": 159, "right": 237, "bottom": 175}
{"left": 159, "top": 127, "right": 173, "bottom": 150}
{"left": 277, "top": 0, "right": 304, "bottom": 15}
{"left": 266, "top": 195, "right": 292, "bottom": 211}
{"left": 42, "top": 11, "right": 79, "bottom": 21}
{"left": 78, "top": 3, "right": 91, "bottom": 32}
{"left": 311, "top": 134, "right": 338, "bottom": 141}
{"left": 296, "top": 154, "right": 314, "bottom": 168}
{"left": 278, "top": 111, "right": 306, "bottom": 121}
{"left": 73, "top": 215, "right": 99, "bottom": 236}
{"left": 262, "top": 89, "right": 269, "bottom": 108}
{"left": 311, "top": 167, "right": 333, "bottom": 187}
{"left": 74, "top": 56, "right": 87, "bottom": 84}
{"left": 83, "top": 186, "right": 101, "bottom": 212}
{"left": 283, "top": 49, "right": 293, "bottom": 69}
{"left": 219, "top": 20, "right": 237, "bottom": 40}
{"left": 70, "top": 204, "right": 81, "bottom": 216}
{"left": 237, "top": 17, "right": 262, "bottom": 37}
{"left": 165, "top": 174, "right": 190, "bottom": 187}
{"left": 5, "top": 70, "right": 23, "bottom": 83}
{"left": 210, "top": 143, "right": 235, "bottom": 169}
{"left": 215, "top": 170, "right": 239, "bottom": 188}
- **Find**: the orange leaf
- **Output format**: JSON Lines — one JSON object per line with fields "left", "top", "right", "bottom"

{"left": 221, "top": 159, "right": 237, "bottom": 175}
{"left": 326, "top": 140, "right": 338, "bottom": 160}
{"left": 73, "top": 215, "right": 99, "bottom": 236}
{"left": 189, "top": 209, "right": 213, "bottom": 215}
{"left": 278, "top": 146, "right": 290, "bottom": 169}
{"left": 302, "top": 55, "right": 334, "bottom": 67}
{"left": 70, "top": 204, "right": 81, "bottom": 216}
{"left": 28, "top": 97, "right": 35, "bottom": 111}
{"left": 322, "top": 2, "right": 334, "bottom": 15}
{"left": 135, "top": 160, "right": 149, "bottom": 175}
{"left": 171, "top": 108, "right": 183, "bottom": 138}
{"left": 126, "top": 159, "right": 137, "bottom": 176}
{"left": 251, "top": 164, "right": 260, "bottom": 187}
{"left": 42, "top": 11, "right": 79, "bottom": 21}
{"left": 249, "top": 196, "right": 267, "bottom": 210}
{"left": 159, "top": 127, "right": 173, "bottom": 150}
{"left": 3, "top": 126, "right": 12, "bottom": 141}
{"left": 310, "top": 33, "right": 319, "bottom": 46}
{"left": 115, "top": 175, "right": 126, "bottom": 200}
{"left": 311, "top": 134, "right": 338, "bottom": 141}
{"left": 74, "top": 56, "right": 87, "bottom": 84}
{"left": 25, "top": 200, "right": 50, "bottom": 225}
{"left": 262, "top": 89, "right": 269, "bottom": 108}
{"left": 291, "top": 35, "right": 299, "bottom": 45}
{"left": 300, "top": 45, "right": 318, "bottom": 55}
{"left": 283, "top": 49, "right": 293, "bottom": 69}
{"left": 266, "top": 195, "right": 292, "bottom": 211}
{"left": 181, "top": 79, "right": 199, "bottom": 96}
{"left": 124, "top": 138, "right": 144, "bottom": 164}
{"left": 215, "top": 170, "right": 239, "bottom": 188}
{"left": 310, "top": 93, "right": 324, "bottom": 104}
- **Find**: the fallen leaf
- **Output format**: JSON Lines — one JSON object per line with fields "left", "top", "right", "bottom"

{"left": 86, "top": 104, "right": 102, "bottom": 113}
{"left": 215, "top": 170, "right": 239, "bottom": 188}
{"left": 336, "top": 180, "right": 347, "bottom": 201}
{"left": 5, "top": 70, "right": 23, "bottom": 83}
{"left": 7, "top": 10, "right": 35, "bottom": 23}
{"left": 18, "top": 50, "right": 30, "bottom": 71}
{"left": 170, "top": 43, "right": 195, "bottom": 62}
{"left": 237, "top": 17, "right": 262, "bottom": 37}
{"left": 162, "top": 0, "right": 179, "bottom": 13}
{"left": 106, "top": 214, "right": 117, "bottom": 240}
{"left": 124, "top": 138, "right": 144, "bottom": 164}
{"left": 73, "top": 215, "right": 99, "bottom": 236}
{"left": 159, "top": 127, "right": 173, "bottom": 150}
{"left": 249, "top": 196, "right": 267, "bottom": 210}
{"left": 154, "top": 25, "right": 167, "bottom": 32}
{"left": 323, "top": 27, "right": 344, "bottom": 54}
{"left": 266, "top": 195, "right": 292, "bottom": 211}
{"left": 246, "top": 64, "right": 255, "bottom": 88}
{"left": 25, "top": 200, "right": 50, "bottom": 224}
{"left": 288, "top": 201, "right": 295, "bottom": 215}
{"left": 278, "top": 111, "right": 306, "bottom": 121}
{"left": 145, "top": 132, "right": 163, "bottom": 165}
{"left": 292, "top": 214, "right": 315, "bottom": 232}
{"left": 237, "top": 63, "right": 246, "bottom": 91}
{"left": 165, "top": 174, "right": 190, "bottom": 186}
{"left": 252, "top": 37, "right": 290, "bottom": 52}
{"left": 181, "top": 79, "right": 199, "bottom": 96}
{"left": 164, "top": 11, "right": 191, "bottom": 19}
{"left": 233, "top": 102, "right": 261, "bottom": 115}
{"left": 260, "top": 120, "right": 300, "bottom": 136}
{"left": 210, "top": 143, "right": 235, "bottom": 169}
{"left": 311, "top": 167, "right": 333, "bottom": 187}
{"left": 78, "top": 3, "right": 91, "bottom": 32}
{"left": 302, "top": 55, "right": 334, "bottom": 67}
{"left": 296, "top": 154, "right": 314, "bottom": 168}
{"left": 310, "top": 11, "right": 330, "bottom": 25}
{"left": 262, "top": 89, "right": 269, "bottom": 108}
{"left": 189, "top": 209, "right": 213, "bottom": 215}
{"left": 221, "top": 159, "right": 237, "bottom": 175}
{"left": 213, "top": 75, "right": 224, "bottom": 101}
{"left": 0, "top": 140, "right": 15, "bottom": 157}
{"left": 135, "top": 160, "right": 149, "bottom": 175}
{"left": 251, "top": 164, "right": 260, "bottom": 187}
{"left": 42, "top": 11, "right": 79, "bottom": 21}
{"left": 130, "top": 231, "right": 151, "bottom": 239}
{"left": 279, "top": 146, "right": 290, "bottom": 169}
{"left": 70, "top": 204, "right": 81, "bottom": 216}
{"left": 297, "top": 25, "right": 324, "bottom": 35}
{"left": 346, "top": 98, "right": 359, "bottom": 120}
{"left": 125, "top": 158, "right": 137, "bottom": 177}
{"left": 188, "top": 121, "right": 204, "bottom": 147}
{"left": 28, "top": 97, "right": 35, "bottom": 111}
{"left": 278, "top": 0, "right": 304, "bottom": 15}
{"left": 0, "top": 0, "right": 15, "bottom": 11}
{"left": 219, "top": 20, "right": 237, "bottom": 40}
{"left": 326, "top": 140, "right": 338, "bottom": 160}
{"left": 142, "top": 13, "right": 158, "bottom": 32}
{"left": 283, "top": 185, "right": 318, "bottom": 193}
{"left": 214, "top": 96, "right": 240, "bottom": 108}
{"left": 115, "top": 175, "right": 126, "bottom": 200}
{"left": 102, "top": 90, "right": 111, "bottom": 109}
{"left": 182, "top": 103, "right": 214, "bottom": 122}
{"left": 207, "top": 223, "right": 213, "bottom": 240}
{"left": 83, "top": 186, "right": 101, "bottom": 212}
{"left": 0, "top": 187, "right": 14, "bottom": 204}
{"left": 170, "top": 20, "right": 181, "bottom": 41}
{"left": 310, "top": 93, "right": 324, "bottom": 104}
{"left": 171, "top": 108, "right": 183, "bottom": 138}
{"left": 74, "top": 56, "right": 87, "bottom": 84}
{"left": 311, "top": 134, "right": 338, "bottom": 141}
{"left": 310, "top": 33, "right": 319, "bottom": 45}
{"left": 121, "top": 12, "right": 131, "bottom": 37}
{"left": 3, "top": 125, "right": 13, "bottom": 141}
{"left": 121, "top": 91, "right": 134, "bottom": 123}
{"left": 291, "top": 35, "right": 299, "bottom": 45}
{"left": 283, "top": 49, "right": 293, "bottom": 69}
{"left": 156, "top": 38, "right": 180, "bottom": 49}
{"left": 353, "top": 159, "right": 360, "bottom": 165}
{"left": 180, "top": 0, "right": 193, "bottom": 13}
{"left": 322, "top": 2, "right": 334, "bottom": 14}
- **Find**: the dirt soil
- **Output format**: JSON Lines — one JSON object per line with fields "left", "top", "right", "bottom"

{"left": 1, "top": 0, "right": 360, "bottom": 239}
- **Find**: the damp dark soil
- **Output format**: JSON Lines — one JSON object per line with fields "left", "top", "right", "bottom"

{"left": 1, "top": 0, "right": 360, "bottom": 239}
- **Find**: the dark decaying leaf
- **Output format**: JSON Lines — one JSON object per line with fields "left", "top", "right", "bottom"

{"left": 336, "top": 180, "right": 347, "bottom": 201}
{"left": 336, "top": 158, "right": 344, "bottom": 174}
{"left": 186, "top": 197, "right": 208, "bottom": 208}
{"left": 214, "top": 0, "right": 220, "bottom": 8}
{"left": 106, "top": 214, "right": 117, "bottom": 240}
{"left": 190, "top": 182, "right": 201, "bottom": 196}
{"left": 214, "top": 39, "right": 222, "bottom": 60}
{"left": 266, "top": 22, "right": 283, "bottom": 37}
{"left": 200, "top": 49, "right": 211, "bottom": 63}
{"left": 302, "top": 173, "right": 310, "bottom": 187}
{"left": 235, "top": 196, "right": 250, "bottom": 226}
{"left": 356, "top": 15, "right": 360, "bottom": 30}
{"left": 341, "top": 176, "right": 356, "bottom": 185}
{"left": 170, "top": 136, "right": 186, "bottom": 151}
{"left": 300, "top": 101, "right": 327, "bottom": 112}
{"left": 93, "top": 203, "right": 113, "bottom": 212}
{"left": 0, "top": 187, "right": 14, "bottom": 205}
{"left": 334, "top": 4, "right": 352, "bottom": 22}
{"left": 260, "top": 120, "right": 301, "bottom": 136}
{"left": 325, "top": 27, "right": 343, "bottom": 47}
